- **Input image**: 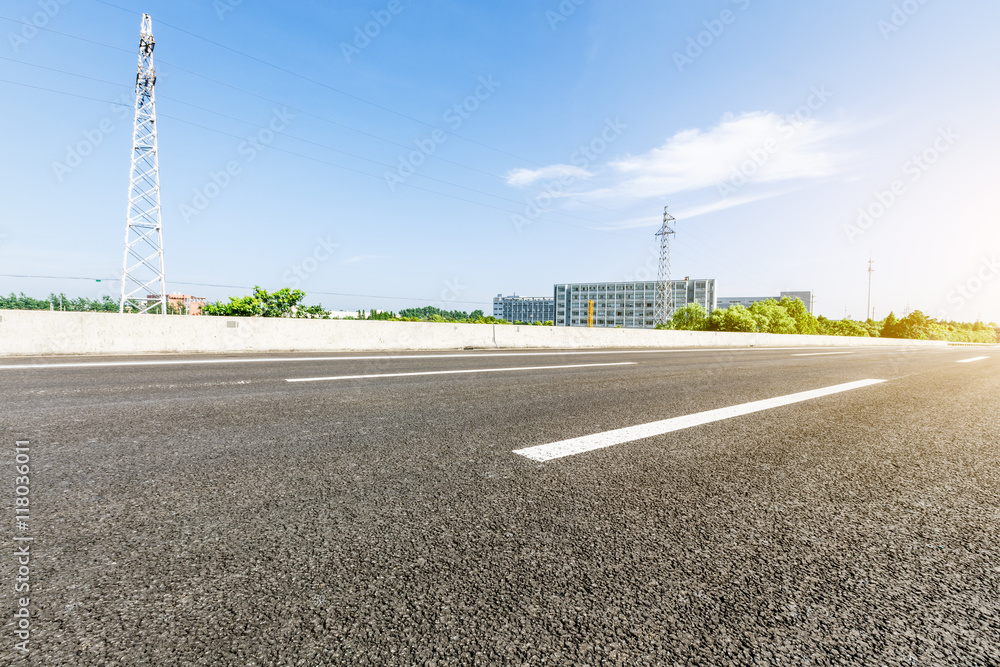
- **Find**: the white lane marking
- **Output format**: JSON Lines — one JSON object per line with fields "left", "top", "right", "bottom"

{"left": 286, "top": 362, "right": 637, "bottom": 383}
{"left": 0, "top": 347, "right": 877, "bottom": 370}
{"left": 514, "top": 379, "right": 888, "bottom": 462}
{"left": 957, "top": 356, "right": 989, "bottom": 363}
{"left": 792, "top": 352, "right": 856, "bottom": 357}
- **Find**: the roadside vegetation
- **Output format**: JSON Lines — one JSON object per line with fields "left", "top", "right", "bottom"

{"left": 353, "top": 306, "right": 551, "bottom": 326}
{"left": 5, "top": 289, "right": 995, "bottom": 342}
{"left": 1, "top": 292, "right": 119, "bottom": 312}
{"left": 201, "top": 287, "right": 548, "bottom": 324}
{"left": 657, "top": 297, "right": 999, "bottom": 343}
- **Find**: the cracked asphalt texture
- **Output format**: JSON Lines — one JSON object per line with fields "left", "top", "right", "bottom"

{"left": 1, "top": 346, "right": 998, "bottom": 665}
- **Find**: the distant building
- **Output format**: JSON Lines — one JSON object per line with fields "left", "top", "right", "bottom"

{"left": 553, "top": 279, "right": 717, "bottom": 329}
{"left": 717, "top": 291, "right": 814, "bottom": 313}
{"left": 148, "top": 294, "right": 207, "bottom": 315}
{"left": 493, "top": 294, "right": 555, "bottom": 323}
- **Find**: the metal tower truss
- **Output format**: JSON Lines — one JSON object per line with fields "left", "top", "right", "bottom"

{"left": 120, "top": 13, "right": 166, "bottom": 315}
{"left": 654, "top": 205, "right": 677, "bottom": 326}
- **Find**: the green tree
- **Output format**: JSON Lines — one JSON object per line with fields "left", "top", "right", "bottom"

{"left": 880, "top": 311, "right": 901, "bottom": 338}
{"left": 819, "top": 318, "right": 871, "bottom": 337}
{"left": 749, "top": 299, "right": 796, "bottom": 334}
{"left": 668, "top": 303, "right": 710, "bottom": 331}
{"left": 778, "top": 296, "right": 818, "bottom": 335}
{"left": 397, "top": 306, "right": 471, "bottom": 321}
{"left": 707, "top": 305, "right": 757, "bottom": 332}
{"left": 202, "top": 286, "right": 326, "bottom": 318}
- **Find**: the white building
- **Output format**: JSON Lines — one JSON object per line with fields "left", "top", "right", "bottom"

{"left": 492, "top": 294, "right": 555, "bottom": 323}
{"left": 717, "top": 291, "right": 814, "bottom": 313}
{"left": 553, "top": 279, "right": 717, "bottom": 329}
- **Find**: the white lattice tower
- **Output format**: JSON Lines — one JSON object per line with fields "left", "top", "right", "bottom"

{"left": 120, "top": 14, "right": 166, "bottom": 314}
{"left": 654, "top": 205, "right": 676, "bottom": 325}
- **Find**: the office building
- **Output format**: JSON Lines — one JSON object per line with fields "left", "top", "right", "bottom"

{"left": 493, "top": 294, "right": 555, "bottom": 323}
{"left": 553, "top": 279, "right": 717, "bottom": 329}
{"left": 147, "top": 293, "right": 207, "bottom": 315}
{"left": 717, "top": 291, "right": 814, "bottom": 313}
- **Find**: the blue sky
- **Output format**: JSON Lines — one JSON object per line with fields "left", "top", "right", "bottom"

{"left": 2, "top": 0, "right": 998, "bottom": 321}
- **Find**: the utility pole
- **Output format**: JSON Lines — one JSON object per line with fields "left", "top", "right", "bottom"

{"left": 866, "top": 253, "right": 875, "bottom": 321}
{"left": 120, "top": 14, "right": 167, "bottom": 315}
{"left": 654, "top": 206, "right": 677, "bottom": 326}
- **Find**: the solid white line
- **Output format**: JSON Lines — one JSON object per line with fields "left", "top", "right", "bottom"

{"left": 0, "top": 347, "right": 875, "bottom": 370}
{"left": 286, "top": 362, "right": 637, "bottom": 383}
{"left": 792, "top": 352, "right": 856, "bottom": 357}
{"left": 956, "top": 356, "right": 989, "bottom": 363}
{"left": 514, "top": 378, "right": 887, "bottom": 462}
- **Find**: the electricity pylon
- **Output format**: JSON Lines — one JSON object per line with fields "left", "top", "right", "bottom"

{"left": 120, "top": 14, "right": 166, "bottom": 315}
{"left": 654, "top": 206, "right": 677, "bottom": 326}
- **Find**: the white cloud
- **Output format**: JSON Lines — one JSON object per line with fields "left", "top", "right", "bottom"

{"left": 505, "top": 164, "right": 592, "bottom": 187}
{"left": 518, "top": 112, "right": 853, "bottom": 204}
{"left": 592, "top": 190, "right": 796, "bottom": 231}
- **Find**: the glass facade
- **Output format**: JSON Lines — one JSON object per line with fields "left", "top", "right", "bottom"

{"left": 553, "top": 279, "right": 717, "bottom": 329}
{"left": 492, "top": 295, "right": 556, "bottom": 323}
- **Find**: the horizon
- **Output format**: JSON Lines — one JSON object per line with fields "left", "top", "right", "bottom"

{"left": 1, "top": 1, "right": 997, "bottom": 321}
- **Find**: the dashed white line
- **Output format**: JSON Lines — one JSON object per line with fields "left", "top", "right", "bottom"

{"left": 956, "top": 356, "right": 990, "bottom": 363}
{"left": 286, "top": 362, "right": 637, "bottom": 383}
{"left": 0, "top": 346, "right": 914, "bottom": 370}
{"left": 792, "top": 352, "right": 856, "bottom": 357}
{"left": 513, "top": 379, "right": 888, "bottom": 462}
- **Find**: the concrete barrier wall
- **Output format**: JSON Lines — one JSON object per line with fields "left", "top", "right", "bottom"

{"left": 0, "top": 310, "right": 946, "bottom": 357}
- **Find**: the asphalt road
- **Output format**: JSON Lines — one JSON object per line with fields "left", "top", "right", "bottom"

{"left": 1, "top": 345, "right": 998, "bottom": 665}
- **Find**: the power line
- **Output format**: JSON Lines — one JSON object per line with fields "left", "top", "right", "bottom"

{"left": 0, "top": 76, "right": 647, "bottom": 239}
{"left": 0, "top": 275, "right": 489, "bottom": 307}
{"left": 0, "top": 15, "right": 789, "bottom": 290}
{"left": 0, "top": 46, "right": 632, "bottom": 220}
{"left": 0, "top": 74, "right": 784, "bottom": 291}
{"left": 85, "top": 0, "right": 541, "bottom": 166}
{"left": 0, "top": 14, "right": 132, "bottom": 54}
{"left": 0, "top": 274, "right": 110, "bottom": 281}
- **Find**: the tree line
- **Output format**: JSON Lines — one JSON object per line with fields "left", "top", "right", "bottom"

{"left": 5, "top": 289, "right": 995, "bottom": 343}
{"left": 659, "top": 297, "right": 999, "bottom": 344}
{"left": 0, "top": 292, "right": 119, "bottom": 312}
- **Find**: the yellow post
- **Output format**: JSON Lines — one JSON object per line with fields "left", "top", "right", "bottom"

{"left": 588, "top": 300, "right": 594, "bottom": 328}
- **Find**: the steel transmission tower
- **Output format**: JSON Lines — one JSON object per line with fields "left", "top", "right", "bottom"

{"left": 120, "top": 14, "right": 166, "bottom": 314}
{"left": 866, "top": 253, "right": 875, "bottom": 320}
{"left": 654, "top": 205, "right": 677, "bottom": 325}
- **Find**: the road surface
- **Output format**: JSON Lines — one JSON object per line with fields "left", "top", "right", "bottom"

{"left": 1, "top": 345, "right": 998, "bottom": 665}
